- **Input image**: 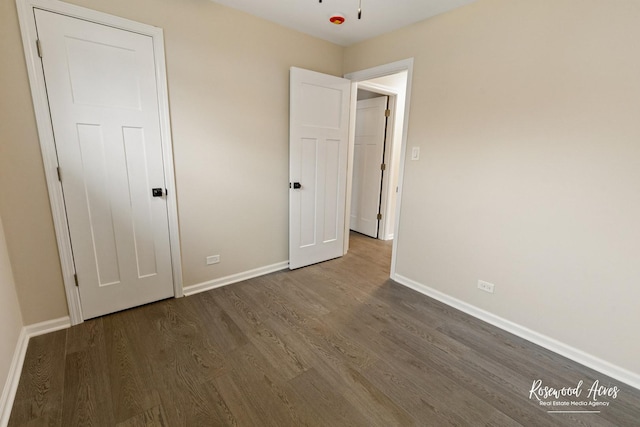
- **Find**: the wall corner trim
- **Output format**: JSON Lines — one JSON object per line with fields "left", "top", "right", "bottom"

{"left": 392, "top": 274, "right": 640, "bottom": 392}
{"left": 0, "top": 316, "right": 70, "bottom": 426}
{"left": 183, "top": 261, "right": 290, "bottom": 297}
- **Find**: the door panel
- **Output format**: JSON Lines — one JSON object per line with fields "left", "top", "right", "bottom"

{"left": 322, "top": 139, "right": 341, "bottom": 243}
{"left": 289, "top": 68, "right": 351, "bottom": 269}
{"left": 35, "top": 9, "right": 174, "bottom": 319}
{"left": 76, "top": 123, "right": 121, "bottom": 286}
{"left": 122, "top": 127, "right": 159, "bottom": 278}
{"left": 300, "top": 137, "right": 318, "bottom": 247}
{"left": 350, "top": 97, "right": 388, "bottom": 238}
{"left": 65, "top": 36, "right": 141, "bottom": 109}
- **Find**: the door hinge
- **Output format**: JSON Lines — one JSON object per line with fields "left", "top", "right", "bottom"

{"left": 36, "top": 39, "right": 43, "bottom": 58}
{"left": 73, "top": 273, "right": 79, "bottom": 287}
{"left": 56, "top": 166, "right": 61, "bottom": 182}
{"left": 377, "top": 213, "right": 383, "bottom": 220}
{"left": 384, "top": 109, "right": 391, "bottom": 117}
{"left": 380, "top": 163, "right": 386, "bottom": 171}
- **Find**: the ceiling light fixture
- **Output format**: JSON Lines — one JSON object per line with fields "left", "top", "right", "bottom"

{"left": 329, "top": 14, "right": 345, "bottom": 25}
{"left": 318, "top": 0, "right": 362, "bottom": 20}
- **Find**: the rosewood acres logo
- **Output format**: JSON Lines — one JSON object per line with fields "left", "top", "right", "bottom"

{"left": 529, "top": 379, "right": 621, "bottom": 414}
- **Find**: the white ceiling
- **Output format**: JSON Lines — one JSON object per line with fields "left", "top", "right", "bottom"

{"left": 211, "top": 0, "right": 477, "bottom": 46}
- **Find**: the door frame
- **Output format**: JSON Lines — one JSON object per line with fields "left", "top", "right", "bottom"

{"left": 344, "top": 58, "right": 414, "bottom": 277}
{"left": 16, "top": 0, "right": 183, "bottom": 325}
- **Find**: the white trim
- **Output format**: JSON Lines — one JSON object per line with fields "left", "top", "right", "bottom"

{"left": 343, "top": 81, "right": 358, "bottom": 254}
{"left": 0, "top": 316, "right": 70, "bottom": 426}
{"left": 183, "top": 262, "right": 289, "bottom": 297}
{"left": 0, "top": 329, "right": 26, "bottom": 427}
{"left": 344, "top": 58, "right": 414, "bottom": 276}
{"left": 393, "top": 274, "right": 640, "bottom": 391}
{"left": 379, "top": 94, "right": 396, "bottom": 242}
{"left": 24, "top": 316, "right": 71, "bottom": 338}
{"left": 357, "top": 81, "right": 398, "bottom": 97}
{"left": 344, "top": 59, "right": 415, "bottom": 81}
{"left": 16, "top": 0, "right": 183, "bottom": 323}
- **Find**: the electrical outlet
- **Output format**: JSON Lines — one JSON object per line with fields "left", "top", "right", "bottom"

{"left": 206, "top": 255, "right": 220, "bottom": 265}
{"left": 477, "top": 280, "right": 495, "bottom": 294}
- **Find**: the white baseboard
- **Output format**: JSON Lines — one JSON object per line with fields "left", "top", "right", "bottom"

{"left": 183, "top": 261, "right": 289, "bottom": 297}
{"left": 0, "top": 328, "right": 27, "bottom": 427}
{"left": 393, "top": 274, "right": 640, "bottom": 391}
{"left": 0, "top": 316, "right": 70, "bottom": 427}
{"left": 24, "top": 316, "right": 71, "bottom": 338}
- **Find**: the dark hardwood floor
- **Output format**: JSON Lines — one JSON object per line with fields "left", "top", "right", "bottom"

{"left": 9, "top": 232, "right": 640, "bottom": 426}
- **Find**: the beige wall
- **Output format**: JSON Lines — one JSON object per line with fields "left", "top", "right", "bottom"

{"left": 0, "top": 0, "right": 343, "bottom": 324}
{"left": 0, "top": 215, "right": 24, "bottom": 397}
{"left": 345, "top": 0, "right": 640, "bottom": 375}
{"left": 0, "top": 0, "right": 68, "bottom": 325}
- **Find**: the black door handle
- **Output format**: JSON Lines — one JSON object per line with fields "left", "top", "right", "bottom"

{"left": 290, "top": 182, "right": 302, "bottom": 189}
{"left": 152, "top": 188, "right": 167, "bottom": 197}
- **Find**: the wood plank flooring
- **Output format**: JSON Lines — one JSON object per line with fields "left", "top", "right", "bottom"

{"left": 8, "top": 232, "right": 640, "bottom": 426}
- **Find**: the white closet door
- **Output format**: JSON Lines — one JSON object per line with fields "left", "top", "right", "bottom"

{"left": 36, "top": 9, "right": 174, "bottom": 319}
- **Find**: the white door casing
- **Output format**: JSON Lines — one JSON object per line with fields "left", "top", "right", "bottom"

{"left": 17, "top": 0, "right": 182, "bottom": 323}
{"left": 344, "top": 58, "right": 414, "bottom": 276}
{"left": 350, "top": 96, "right": 388, "bottom": 238}
{"left": 289, "top": 67, "right": 351, "bottom": 269}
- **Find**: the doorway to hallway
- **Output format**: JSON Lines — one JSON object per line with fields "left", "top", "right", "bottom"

{"left": 349, "top": 71, "right": 409, "bottom": 242}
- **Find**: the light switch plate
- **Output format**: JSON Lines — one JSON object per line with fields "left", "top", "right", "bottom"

{"left": 411, "top": 147, "right": 420, "bottom": 160}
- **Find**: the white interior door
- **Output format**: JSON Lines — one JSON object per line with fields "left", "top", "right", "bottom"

{"left": 350, "top": 97, "right": 388, "bottom": 238}
{"left": 289, "top": 67, "right": 351, "bottom": 269}
{"left": 35, "top": 9, "right": 174, "bottom": 319}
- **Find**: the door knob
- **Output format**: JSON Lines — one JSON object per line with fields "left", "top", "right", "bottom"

{"left": 290, "top": 182, "right": 302, "bottom": 189}
{"left": 152, "top": 188, "right": 167, "bottom": 197}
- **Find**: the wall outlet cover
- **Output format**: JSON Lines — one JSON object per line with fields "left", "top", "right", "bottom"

{"left": 478, "top": 280, "right": 495, "bottom": 293}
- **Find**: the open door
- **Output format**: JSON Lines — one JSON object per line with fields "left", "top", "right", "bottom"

{"left": 350, "top": 96, "right": 389, "bottom": 238}
{"left": 289, "top": 67, "right": 351, "bottom": 269}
